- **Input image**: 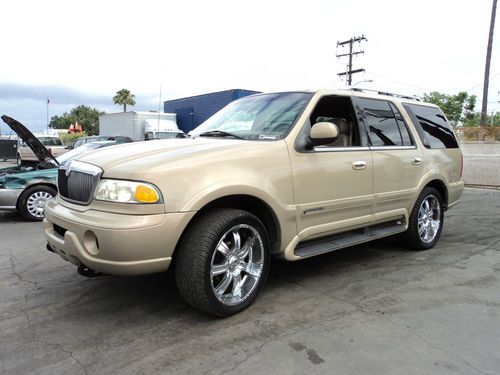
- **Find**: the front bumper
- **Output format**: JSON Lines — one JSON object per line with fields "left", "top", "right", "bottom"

{"left": 43, "top": 199, "right": 196, "bottom": 276}
{"left": 0, "top": 188, "right": 22, "bottom": 210}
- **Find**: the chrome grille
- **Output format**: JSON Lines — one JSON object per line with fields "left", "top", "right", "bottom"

{"left": 58, "top": 161, "right": 102, "bottom": 205}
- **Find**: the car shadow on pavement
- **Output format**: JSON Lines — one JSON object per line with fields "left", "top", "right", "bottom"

{"left": 0, "top": 211, "right": 26, "bottom": 223}
{"left": 47, "top": 237, "right": 411, "bottom": 323}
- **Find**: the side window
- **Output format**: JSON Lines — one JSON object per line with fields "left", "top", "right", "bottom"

{"left": 358, "top": 98, "right": 405, "bottom": 147}
{"left": 403, "top": 103, "right": 459, "bottom": 149}
{"left": 309, "top": 95, "right": 363, "bottom": 147}
{"left": 389, "top": 103, "right": 413, "bottom": 146}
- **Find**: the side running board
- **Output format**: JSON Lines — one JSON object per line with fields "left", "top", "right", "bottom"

{"left": 294, "top": 219, "right": 406, "bottom": 258}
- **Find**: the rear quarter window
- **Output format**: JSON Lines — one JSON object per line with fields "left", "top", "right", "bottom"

{"left": 403, "top": 103, "right": 459, "bottom": 149}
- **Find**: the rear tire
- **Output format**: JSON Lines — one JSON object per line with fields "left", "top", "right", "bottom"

{"left": 175, "top": 208, "right": 270, "bottom": 317}
{"left": 403, "top": 187, "right": 444, "bottom": 250}
{"left": 18, "top": 185, "right": 56, "bottom": 221}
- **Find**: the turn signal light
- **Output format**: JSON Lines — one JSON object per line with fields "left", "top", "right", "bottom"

{"left": 134, "top": 184, "right": 159, "bottom": 203}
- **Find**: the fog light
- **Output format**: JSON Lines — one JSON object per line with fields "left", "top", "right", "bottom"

{"left": 83, "top": 231, "right": 99, "bottom": 255}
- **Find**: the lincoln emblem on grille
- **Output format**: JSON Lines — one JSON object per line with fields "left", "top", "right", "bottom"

{"left": 60, "top": 160, "right": 102, "bottom": 177}
{"left": 58, "top": 161, "right": 103, "bottom": 205}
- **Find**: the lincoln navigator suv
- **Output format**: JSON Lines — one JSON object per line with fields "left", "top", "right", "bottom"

{"left": 43, "top": 89, "right": 464, "bottom": 316}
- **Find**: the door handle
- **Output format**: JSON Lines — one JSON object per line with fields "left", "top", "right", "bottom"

{"left": 411, "top": 157, "right": 422, "bottom": 166}
{"left": 352, "top": 160, "right": 367, "bottom": 170}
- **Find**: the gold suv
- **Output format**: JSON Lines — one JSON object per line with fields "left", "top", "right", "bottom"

{"left": 43, "top": 89, "right": 464, "bottom": 316}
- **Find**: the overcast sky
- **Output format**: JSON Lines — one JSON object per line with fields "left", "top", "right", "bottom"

{"left": 0, "top": 0, "right": 498, "bottom": 134}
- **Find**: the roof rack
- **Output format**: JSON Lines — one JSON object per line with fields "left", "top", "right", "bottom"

{"left": 348, "top": 87, "right": 421, "bottom": 101}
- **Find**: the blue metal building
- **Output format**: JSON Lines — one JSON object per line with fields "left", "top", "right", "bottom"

{"left": 163, "top": 89, "right": 260, "bottom": 133}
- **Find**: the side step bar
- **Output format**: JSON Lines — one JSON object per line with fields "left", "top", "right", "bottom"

{"left": 294, "top": 219, "right": 406, "bottom": 258}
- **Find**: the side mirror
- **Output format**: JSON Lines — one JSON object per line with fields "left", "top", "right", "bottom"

{"left": 308, "top": 122, "right": 339, "bottom": 147}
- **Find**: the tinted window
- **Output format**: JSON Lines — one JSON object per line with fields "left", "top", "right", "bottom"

{"left": 403, "top": 104, "right": 458, "bottom": 149}
{"left": 389, "top": 103, "right": 413, "bottom": 146}
{"left": 358, "top": 98, "right": 403, "bottom": 147}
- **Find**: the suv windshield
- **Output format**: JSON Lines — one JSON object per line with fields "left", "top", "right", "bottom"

{"left": 190, "top": 92, "right": 312, "bottom": 140}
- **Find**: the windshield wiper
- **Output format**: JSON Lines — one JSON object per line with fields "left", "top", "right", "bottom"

{"left": 198, "top": 130, "right": 244, "bottom": 139}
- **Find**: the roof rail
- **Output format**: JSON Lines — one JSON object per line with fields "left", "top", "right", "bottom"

{"left": 348, "top": 87, "right": 421, "bottom": 101}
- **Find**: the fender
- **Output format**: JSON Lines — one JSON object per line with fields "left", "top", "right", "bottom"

{"left": 180, "top": 179, "right": 299, "bottom": 250}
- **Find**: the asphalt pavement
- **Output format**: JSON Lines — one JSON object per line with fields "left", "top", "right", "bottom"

{"left": 1, "top": 188, "right": 499, "bottom": 374}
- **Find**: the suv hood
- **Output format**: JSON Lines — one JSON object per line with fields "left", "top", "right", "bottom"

{"left": 77, "top": 138, "right": 248, "bottom": 172}
{"left": 1, "top": 115, "right": 59, "bottom": 165}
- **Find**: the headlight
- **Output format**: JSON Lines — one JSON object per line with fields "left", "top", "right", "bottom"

{"left": 94, "top": 179, "right": 161, "bottom": 204}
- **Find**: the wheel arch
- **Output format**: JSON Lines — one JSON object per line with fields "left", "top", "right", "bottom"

{"left": 174, "top": 194, "right": 282, "bottom": 260}
{"left": 424, "top": 179, "right": 448, "bottom": 210}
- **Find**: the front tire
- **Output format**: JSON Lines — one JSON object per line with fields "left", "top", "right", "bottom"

{"left": 18, "top": 185, "right": 56, "bottom": 221}
{"left": 175, "top": 209, "right": 270, "bottom": 317}
{"left": 404, "top": 187, "right": 444, "bottom": 250}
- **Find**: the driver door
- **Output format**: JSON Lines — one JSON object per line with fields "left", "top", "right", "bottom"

{"left": 287, "top": 94, "right": 374, "bottom": 240}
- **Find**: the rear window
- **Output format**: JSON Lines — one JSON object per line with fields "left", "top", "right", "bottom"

{"left": 403, "top": 104, "right": 458, "bottom": 149}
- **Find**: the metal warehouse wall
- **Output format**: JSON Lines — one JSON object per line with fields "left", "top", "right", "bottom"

{"left": 163, "top": 89, "right": 260, "bottom": 133}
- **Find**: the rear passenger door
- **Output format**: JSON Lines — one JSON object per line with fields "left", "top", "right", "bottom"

{"left": 355, "top": 98, "right": 423, "bottom": 219}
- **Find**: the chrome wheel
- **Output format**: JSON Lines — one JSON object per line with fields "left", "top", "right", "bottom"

{"left": 417, "top": 194, "right": 441, "bottom": 244}
{"left": 210, "top": 224, "right": 264, "bottom": 306}
{"left": 26, "top": 191, "right": 54, "bottom": 218}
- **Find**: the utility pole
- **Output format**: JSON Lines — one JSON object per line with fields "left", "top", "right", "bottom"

{"left": 480, "top": 0, "right": 497, "bottom": 127}
{"left": 337, "top": 35, "right": 367, "bottom": 86}
{"left": 46, "top": 97, "right": 50, "bottom": 134}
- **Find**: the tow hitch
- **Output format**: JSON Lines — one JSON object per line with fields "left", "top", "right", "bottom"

{"left": 46, "top": 243, "right": 55, "bottom": 253}
{"left": 77, "top": 264, "right": 106, "bottom": 278}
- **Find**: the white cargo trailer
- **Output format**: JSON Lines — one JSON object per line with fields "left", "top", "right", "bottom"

{"left": 99, "top": 112, "right": 182, "bottom": 141}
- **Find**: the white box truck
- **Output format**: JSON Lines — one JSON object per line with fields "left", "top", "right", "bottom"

{"left": 99, "top": 111, "right": 183, "bottom": 141}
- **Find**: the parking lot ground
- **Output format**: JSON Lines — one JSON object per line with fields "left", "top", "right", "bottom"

{"left": 1, "top": 188, "right": 499, "bottom": 374}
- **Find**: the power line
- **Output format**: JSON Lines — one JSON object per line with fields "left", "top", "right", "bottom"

{"left": 465, "top": 71, "right": 500, "bottom": 92}
{"left": 336, "top": 35, "right": 367, "bottom": 86}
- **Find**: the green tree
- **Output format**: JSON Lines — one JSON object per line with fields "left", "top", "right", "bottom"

{"left": 49, "top": 113, "right": 75, "bottom": 129}
{"left": 463, "top": 111, "right": 500, "bottom": 127}
{"left": 422, "top": 91, "right": 476, "bottom": 127}
{"left": 113, "top": 88, "right": 136, "bottom": 112}
{"left": 49, "top": 105, "right": 104, "bottom": 135}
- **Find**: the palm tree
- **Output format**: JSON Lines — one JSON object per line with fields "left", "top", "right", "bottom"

{"left": 113, "top": 89, "right": 136, "bottom": 112}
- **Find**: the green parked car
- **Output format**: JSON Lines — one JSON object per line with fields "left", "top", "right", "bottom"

{"left": 0, "top": 115, "right": 124, "bottom": 221}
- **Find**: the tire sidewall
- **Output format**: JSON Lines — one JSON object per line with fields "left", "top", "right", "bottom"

{"left": 410, "top": 187, "right": 444, "bottom": 250}
{"left": 204, "top": 212, "right": 271, "bottom": 316}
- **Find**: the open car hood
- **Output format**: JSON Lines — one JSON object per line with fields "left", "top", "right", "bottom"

{"left": 1, "top": 115, "right": 59, "bottom": 166}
